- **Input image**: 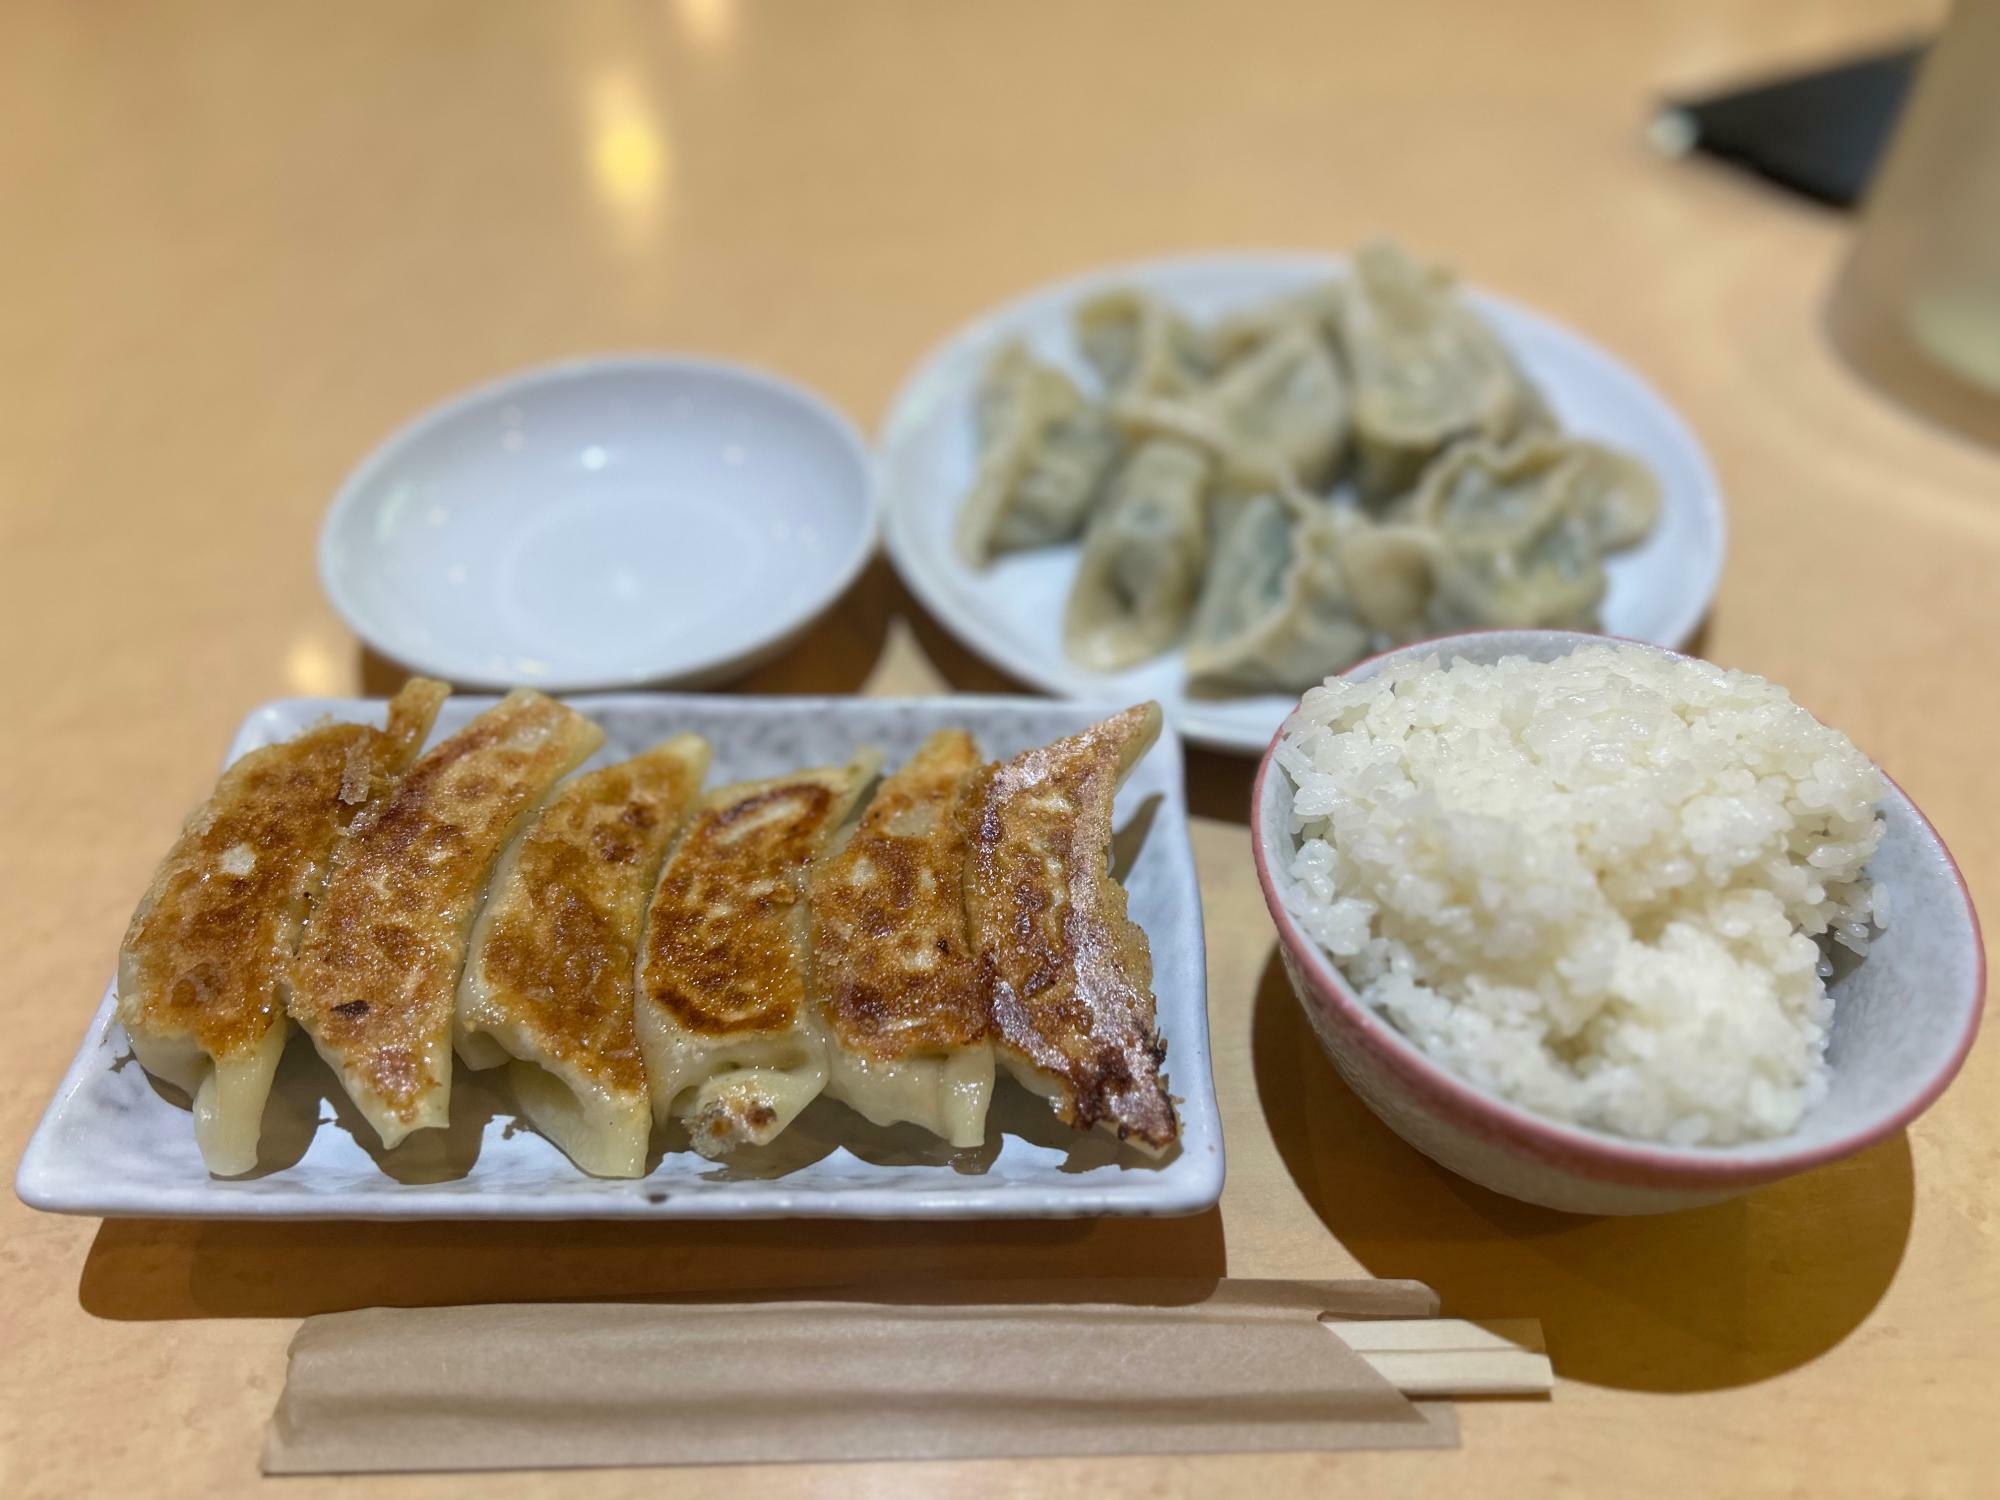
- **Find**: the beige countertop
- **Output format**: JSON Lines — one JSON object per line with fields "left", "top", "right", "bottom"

{"left": 2, "top": 1, "right": 1993, "bottom": 1494}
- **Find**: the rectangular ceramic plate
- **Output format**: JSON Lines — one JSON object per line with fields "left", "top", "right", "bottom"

{"left": 16, "top": 694, "right": 1222, "bottom": 1220}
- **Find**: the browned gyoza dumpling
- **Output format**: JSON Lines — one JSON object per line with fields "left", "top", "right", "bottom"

{"left": 455, "top": 734, "right": 710, "bottom": 1178}
{"left": 959, "top": 703, "right": 1177, "bottom": 1154}
{"left": 635, "top": 755, "right": 880, "bottom": 1158}
{"left": 117, "top": 679, "right": 448, "bottom": 1176}
{"left": 810, "top": 730, "right": 994, "bottom": 1148}
{"left": 289, "top": 690, "right": 604, "bottom": 1149}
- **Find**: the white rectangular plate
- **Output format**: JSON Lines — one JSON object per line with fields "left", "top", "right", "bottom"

{"left": 17, "top": 694, "right": 1222, "bottom": 1220}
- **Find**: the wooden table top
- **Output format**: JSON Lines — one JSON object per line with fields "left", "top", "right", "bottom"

{"left": 4, "top": 2, "right": 1993, "bottom": 1495}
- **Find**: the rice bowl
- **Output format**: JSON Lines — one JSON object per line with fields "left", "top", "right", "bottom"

{"left": 1252, "top": 630, "right": 1983, "bottom": 1214}
{"left": 1272, "top": 643, "right": 1886, "bottom": 1147}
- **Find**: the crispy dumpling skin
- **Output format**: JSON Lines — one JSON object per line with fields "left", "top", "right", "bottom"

{"left": 1074, "top": 288, "right": 1214, "bottom": 398}
{"left": 1338, "top": 240, "right": 1548, "bottom": 501}
{"left": 1114, "top": 323, "right": 1349, "bottom": 491}
{"left": 960, "top": 703, "right": 1176, "bottom": 1153}
{"left": 117, "top": 678, "right": 448, "bottom": 1176}
{"left": 635, "top": 755, "right": 880, "bottom": 1158}
{"left": 1403, "top": 438, "right": 1611, "bottom": 630}
{"left": 957, "top": 342, "right": 1123, "bottom": 566}
{"left": 289, "top": 690, "right": 604, "bottom": 1150}
{"left": 809, "top": 730, "right": 994, "bottom": 1149}
{"left": 1063, "top": 437, "right": 1214, "bottom": 671}
{"left": 456, "top": 734, "right": 710, "bottom": 1179}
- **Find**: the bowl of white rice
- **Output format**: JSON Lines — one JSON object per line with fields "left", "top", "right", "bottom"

{"left": 1251, "top": 630, "right": 1983, "bottom": 1214}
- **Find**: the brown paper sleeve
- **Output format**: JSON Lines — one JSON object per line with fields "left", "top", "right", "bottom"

{"left": 262, "top": 1279, "right": 1455, "bottom": 1472}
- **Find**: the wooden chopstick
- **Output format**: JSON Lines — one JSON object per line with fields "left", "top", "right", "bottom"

{"left": 1320, "top": 1318, "right": 1553, "bottom": 1398}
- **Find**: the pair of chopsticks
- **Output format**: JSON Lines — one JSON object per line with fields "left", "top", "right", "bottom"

{"left": 1322, "top": 1318, "right": 1552, "bottom": 1398}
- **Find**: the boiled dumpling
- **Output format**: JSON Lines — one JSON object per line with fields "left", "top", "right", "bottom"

{"left": 956, "top": 342, "right": 1123, "bottom": 566}
{"left": 1184, "top": 490, "right": 1436, "bottom": 693}
{"left": 1114, "top": 324, "right": 1349, "bottom": 491}
{"left": 1561, "top": 439, "right": 1662, "bottom": 549}
{"left": 1338, "top": 240, "right": 1547, "bottom": 500}
{"left": 1074, "top": 289, "right": 1213, "bottom": 398}
{"left": 1405, "top": 433, "right": 1661, "bottom": 554}
{"left": 1331, "top": 509, "right": 1438, "bottom": 639}
{"left": 1207, "top": 280, "right": 1345, "bottom": 366}
{"left": 1063, "top": 437, "right": 1213, "bottom": 671}
{"left": 1404, "top": 439, "right": 1609, "bottom": 630}
{"left": 1184, "top": 492, "right": 1364, "bottom": 693}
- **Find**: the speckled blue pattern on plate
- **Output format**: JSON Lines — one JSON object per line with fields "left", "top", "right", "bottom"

{"left": 17, "top": 695, "right": 1222, "bottom": 1220}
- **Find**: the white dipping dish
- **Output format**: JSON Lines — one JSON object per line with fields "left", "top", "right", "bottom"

{"left": 17, "top": 694, "right": 1221, "bottom": 1221}
{"left": 880, "top": 253, "right": 1728, "bottom": 755}
{"left": 1253, "top": 631, "right": 1984, "bottom": 1215}
{"left": 320, "top": 357, "right": 877, "bottom": 691}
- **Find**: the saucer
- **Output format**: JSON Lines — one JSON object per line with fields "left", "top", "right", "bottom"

{"left": 321, "top": 355, "right": 876, "bottom": 690}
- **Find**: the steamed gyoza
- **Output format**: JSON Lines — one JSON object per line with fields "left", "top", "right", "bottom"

{"left": 1074, "top": 289, "right": 1213, "bottom": 398}
{"left": 1184, "top": 493, "right": 1364, "bottom": 694}
{"left": 1208, "top": 280, "right": 1344, "bottom": 366}
{"left": 1115, "top": 323, "right": 1349, "bottom": 491}
{"left": 1369, "top": 388, "right": 1651, "bottom": 645}
{"left": 1184, "top": 491, "right": 1435, "bottom": 694}
{"left": 1338, "top": 240, "right": 1551, "bottom": 501}
{"left": 1063, "top": 437, "right": 1213, "bottom": 671}
{"left": 953, "top": 236, "right": 1666, "bottom": 695}
{"left": 1401, "top": 437, "right": 1634, "bottom": 631}
{"left": 956, "top": 343, "right": 1123, "bottom": 566}
{"left": 1547, "top": 437, "right": 1662, "bottom": 550}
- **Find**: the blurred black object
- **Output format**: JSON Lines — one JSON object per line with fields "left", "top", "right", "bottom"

{"left": 1651, "top": 45, "right": 1928, "bottom": 208}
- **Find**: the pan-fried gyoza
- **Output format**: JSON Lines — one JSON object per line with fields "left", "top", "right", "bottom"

{"left": 289, "top": 690, "right": 603, "bottom": 1149}
{"left": 117, "top": 679, "right": 448, "bottom": 1175}
{"left": 116, "top": 689, "right": 1183, "bottom": 1178}
{"left": 457, "top": 734, "right": 710, "bottom": 1178}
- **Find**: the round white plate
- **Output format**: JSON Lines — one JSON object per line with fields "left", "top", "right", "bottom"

{"left": 322, "top": 355, "right": 877, "bottom": 691}
{"left": 879, "top": 253, "right": 1727, "bottom": 755}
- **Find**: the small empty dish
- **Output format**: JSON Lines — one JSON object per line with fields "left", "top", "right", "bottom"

{"left": 320, "top": 356, "right": 876, "bottom": 691}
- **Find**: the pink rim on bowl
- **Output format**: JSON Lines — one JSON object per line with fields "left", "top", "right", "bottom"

{"left": 1249, "top": 633, "right": 1987, "bottom": 1191}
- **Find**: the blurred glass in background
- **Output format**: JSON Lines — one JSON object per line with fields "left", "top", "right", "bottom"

{"left": 1830, "top": 0, "right": 2000, "bottom": 447}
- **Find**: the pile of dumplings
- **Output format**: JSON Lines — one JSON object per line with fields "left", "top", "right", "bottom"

{"left": 956, "top": 240, "right": 1663, "bottom": 694}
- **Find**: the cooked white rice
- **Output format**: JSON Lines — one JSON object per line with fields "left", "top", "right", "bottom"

{"left": 1276, "top": 645, "right": 1887, "bottom": 1146}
